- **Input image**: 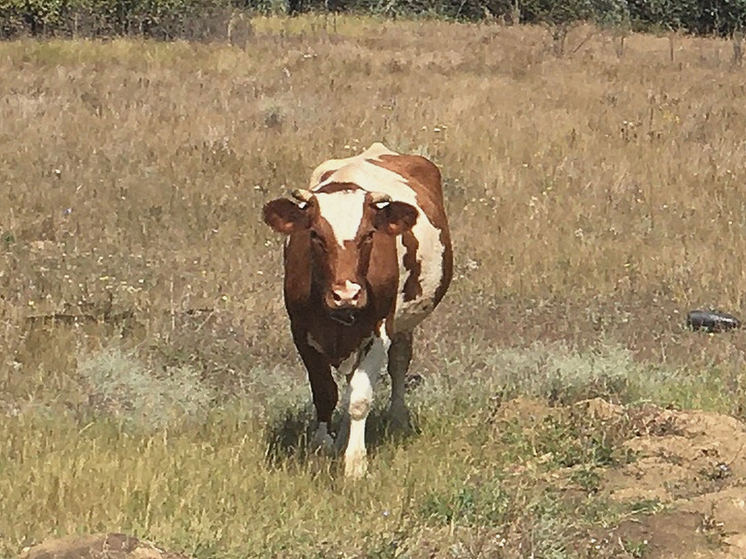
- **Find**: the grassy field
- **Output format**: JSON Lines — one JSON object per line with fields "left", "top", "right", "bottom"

{"left": 3, "top": 16, "right": 746, "bottom": 558}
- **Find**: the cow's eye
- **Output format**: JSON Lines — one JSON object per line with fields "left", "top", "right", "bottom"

{"left": 360, "top": 230, "right": 375, "bottom": 244}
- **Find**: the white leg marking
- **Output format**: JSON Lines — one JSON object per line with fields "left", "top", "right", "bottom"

{"left": 332, "top": 350, "right": 359, "bottom": 455}
{"left": 345, "top": 369, "right": 374, "bottom": 479}
{"left": 344, "top": 326, "right": 391, "bottom": 479}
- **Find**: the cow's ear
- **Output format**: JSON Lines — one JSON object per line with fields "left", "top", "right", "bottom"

{"left": 263, "top": 199, "right": 308, "bottom": 234}
{"left": 375, "top": 201, "right": 418, "bottom": 236}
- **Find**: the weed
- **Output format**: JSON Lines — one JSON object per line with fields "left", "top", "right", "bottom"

{"left": 571, "top": 467, "right": 602, "bottom": 494}
{"left": 622, "top": 538, "right": 649, "bottom": 558}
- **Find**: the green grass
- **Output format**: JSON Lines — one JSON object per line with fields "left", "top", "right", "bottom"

{"left": 0, "top": 340, "right": 736, "bottom": 558}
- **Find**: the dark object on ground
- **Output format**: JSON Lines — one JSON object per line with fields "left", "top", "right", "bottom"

{"left": 686, "top": 310, "right": 742, "bottom": 333}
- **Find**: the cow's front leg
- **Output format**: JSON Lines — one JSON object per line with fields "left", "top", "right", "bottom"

{"left": 293, "top": 329, "right": 337, "bottom": 454}
{"left": 344, "top": 332, "right": 390, "bottom": 479}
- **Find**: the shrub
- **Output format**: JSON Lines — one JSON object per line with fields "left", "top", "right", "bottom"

{"left": 78, "top": 347, "right": 215, "bottom": 431}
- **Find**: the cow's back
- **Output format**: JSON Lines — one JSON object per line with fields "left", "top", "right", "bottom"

{"left": 309, "top": 144, "right": 453, "bottom": 332}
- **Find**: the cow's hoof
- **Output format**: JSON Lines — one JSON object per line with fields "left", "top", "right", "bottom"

{"left": 311, "top": 425, "right": 335, "bottom": 455}
{"left": 388, "top": 403, "right": 413, "bottom": 434}
{"left": 344, "top": 451, "right": 368, "bottom": 479}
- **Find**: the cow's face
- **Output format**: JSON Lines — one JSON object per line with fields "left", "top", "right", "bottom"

{"left": 263, "top": 186, "right": 417, "bottom": 324}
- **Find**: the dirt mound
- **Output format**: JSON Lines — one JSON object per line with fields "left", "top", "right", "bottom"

{"left": 17, "top": 534, "right": 190, "bottom": 559}
{"left": 598, "top": 402, "right": 746, "bottom": 558}
{"left": 495, "top": 397, "right": 746, "bottom": 558}
{"left": 605, "top": 406, "right": 746, "bottom": 503}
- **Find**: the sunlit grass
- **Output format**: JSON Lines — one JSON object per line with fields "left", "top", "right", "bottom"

{"left": 2, "top": 339, "right": 739, "bottom": 557}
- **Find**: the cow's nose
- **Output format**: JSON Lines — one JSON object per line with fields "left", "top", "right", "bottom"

{"left": 331, "top": 281, "right": 363, "bottom": 307}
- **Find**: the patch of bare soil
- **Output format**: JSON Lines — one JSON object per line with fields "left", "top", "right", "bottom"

{"left": 597, "top": 402, "right": 746, "bottom": 558}
{"left": 494, "top": 397, "right": 746, "bottom": 558}
{"left": 16, "top": 533, "right": 190, "bottom": 559}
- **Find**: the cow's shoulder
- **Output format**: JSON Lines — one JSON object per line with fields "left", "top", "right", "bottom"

{"left": 371, "top": 153, "right": 443, "bottom": 201}
{"left": 366, "top": 153, "right": 447, "bottom": 236}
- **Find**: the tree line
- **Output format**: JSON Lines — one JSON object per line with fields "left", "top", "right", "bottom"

{"left": 2, "top": 0, "right": 745, "bottom": 41}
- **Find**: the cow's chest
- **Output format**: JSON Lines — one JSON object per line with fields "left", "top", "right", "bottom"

{"left": 306, "top": 320, "right": 376, "bottom": 366}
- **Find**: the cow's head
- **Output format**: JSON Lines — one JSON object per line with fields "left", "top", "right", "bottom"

{"left": 263, "top": 185, "right": 418, "bottom": 325}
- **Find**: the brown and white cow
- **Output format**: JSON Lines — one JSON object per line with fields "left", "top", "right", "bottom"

{"left": 262, "top": 143, "right": 452, "bottom": 478}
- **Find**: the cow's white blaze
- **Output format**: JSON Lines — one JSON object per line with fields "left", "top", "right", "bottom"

{"left": 314, "top": 190, "right": 367, "bottom": 247}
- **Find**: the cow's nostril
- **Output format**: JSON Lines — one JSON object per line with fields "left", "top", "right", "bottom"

{"left": 333, "top": 292, "right": 342, "bottom": 302}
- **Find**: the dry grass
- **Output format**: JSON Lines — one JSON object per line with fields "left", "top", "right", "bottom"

{"left": 3, "top": 15, "right": 746, "bottom": 558}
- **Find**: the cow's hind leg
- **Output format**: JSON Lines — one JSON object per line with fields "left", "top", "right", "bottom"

{"left": 294, "top": 330, "right": 337, "bottom": 454}
{"left": 387, "top": 330, "right": 413, "bottom": 433}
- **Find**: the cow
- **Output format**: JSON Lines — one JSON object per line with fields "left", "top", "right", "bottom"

{"left": 262, "top": 142, "right": 453, "bottom": 478}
